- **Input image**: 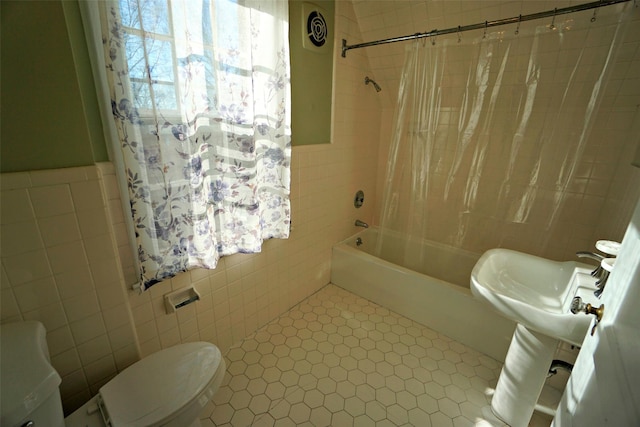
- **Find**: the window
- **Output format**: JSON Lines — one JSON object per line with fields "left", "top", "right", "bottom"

{"left": 116, "top": 0, "right": 245, "bottom": 118}
{"left": 99, "top": 0, "right": 292, "bottom": 289}
{"left": 119, "top": 0, "right": 177, "bottom": 111}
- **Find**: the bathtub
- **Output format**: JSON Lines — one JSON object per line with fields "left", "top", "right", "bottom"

{"left": 331, "top": 228, "right": 516, "bottom": 361}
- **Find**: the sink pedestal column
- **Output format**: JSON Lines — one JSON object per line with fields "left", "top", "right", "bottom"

{"left": 492, "top": 324, "right": 559, "bottom": 427}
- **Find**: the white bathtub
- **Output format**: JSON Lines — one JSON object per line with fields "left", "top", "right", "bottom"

{"left": 331, "top": 228, "right": 516, "bottom": 361}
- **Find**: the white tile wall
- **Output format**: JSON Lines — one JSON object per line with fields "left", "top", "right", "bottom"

{"left": 0, "top": 166, "right": 139, "bottom": 414}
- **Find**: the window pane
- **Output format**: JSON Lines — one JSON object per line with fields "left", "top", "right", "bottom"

{"left": 119, "top": 0, "right": 141, "bottom": 29}
{"left": 124, "top": 33, "right": 147, "bottom": 79}
{"left": 152, "top": 83, "right": 177, "bottom": 110}
{"left": 131, "top": 80, "right": 152, "bottom": 109}
{"left": 140, "top": 0, "right": 170, "bottom": 35}
{"left": 130, "top": 81, "right": 176, "bottom": 111}
{"left": 146, "top": 38, "right": 175, "bottom": 82}
{"left": 216, "top": 0, "right": 240, "bottom": 45}
{"left": 119, "top": 0, "right": 169, "bottom": 35}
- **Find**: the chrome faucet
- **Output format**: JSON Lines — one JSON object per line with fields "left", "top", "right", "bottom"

{"left": 576, "top": 251, "right": 604, "bottom": 277}
{"left": 355, "top": 219, "right": 369, "bottom": 228}
{"left": 576, "top": 251, "right": 609, "bottom": 298}
{"left": 575, "top": 251, "right": 604, "bottom": 262}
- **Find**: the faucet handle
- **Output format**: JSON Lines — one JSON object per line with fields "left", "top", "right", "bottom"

{"left": 570, "top": 296, "right": 605, "bottom": 335}
{"left": 595, "top": 270, "right": 610, "bottom": 289}
{"left": 600, "top": 257, "right": 615, "bottom": 272}
{"left": 595, "top": 240, "right": 621, "bottom": 257}
{"left": 575, "top": 251, "right": 605, "bottom": 277}
{"left": 592, "top": 258, "right": 615, "bottom": 298}
{"left": 590, "top": 265, "right": 604, "bottom": 278}
{"left": 570, "top": 296, "right": 585, "bottom": 314}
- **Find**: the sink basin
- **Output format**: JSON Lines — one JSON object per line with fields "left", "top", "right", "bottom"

{"left": 470, "top": 248, "right": 600, "bottom": 346}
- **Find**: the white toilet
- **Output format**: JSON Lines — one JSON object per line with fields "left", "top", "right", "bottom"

{"left": 0, "top": 321, "right": 226, "bottom": 427}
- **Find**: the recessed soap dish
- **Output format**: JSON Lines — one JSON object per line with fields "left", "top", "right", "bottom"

{"left": 164, "top": 286, "right": 200, "bottom": 314}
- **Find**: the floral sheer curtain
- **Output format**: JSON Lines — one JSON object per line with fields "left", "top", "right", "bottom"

{"left": 98, "top": 0, "right": 291, "bottom": 290}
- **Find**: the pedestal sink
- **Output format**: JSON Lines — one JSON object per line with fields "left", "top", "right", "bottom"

{"left": 470, "top": 248, "right": 600, "bottom": 427}
{"left": 471, "top": 248, "right": 600, "bottom": 346}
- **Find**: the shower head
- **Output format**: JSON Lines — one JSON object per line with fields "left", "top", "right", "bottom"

{"left": 364, "top": 76, "right": 382, "bottom": 92}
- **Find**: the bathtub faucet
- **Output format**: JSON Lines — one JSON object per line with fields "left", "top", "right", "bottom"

{"left": 355, "top": 219, "right": 369, "bottom": 228}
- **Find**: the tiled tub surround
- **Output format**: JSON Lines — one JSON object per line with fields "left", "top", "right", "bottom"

{"left": 199, "top": 285, "right": 554, "bottom": 426}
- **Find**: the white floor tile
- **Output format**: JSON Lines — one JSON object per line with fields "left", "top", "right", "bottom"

{"left": 202, "top": 284, "right": 554, "bottom": 426}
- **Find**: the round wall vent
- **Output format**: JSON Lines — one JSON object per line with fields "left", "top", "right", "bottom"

{"left": 307, "top": 10, "right": 327, "bottom": 47}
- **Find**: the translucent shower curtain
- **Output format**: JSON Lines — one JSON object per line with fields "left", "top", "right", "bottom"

{"left": 378, "top": 9, "right": 630, "bottom": 265}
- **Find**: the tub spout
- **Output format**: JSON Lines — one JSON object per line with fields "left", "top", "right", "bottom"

{"left": 355, "top": 219, "right": 369, "bottom": 228}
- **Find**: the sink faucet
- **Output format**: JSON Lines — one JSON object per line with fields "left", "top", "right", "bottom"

{"left": 576, "top": 251, "right": 605, "bottom": 277}
{"left": 576, "top": 251, "right": 612, "bottom": 298}
{"left": 575, "top": 251, "right": 604, "bottom": 263}
{"left": 355, "top": 219, "right": 369, "bottom": 228}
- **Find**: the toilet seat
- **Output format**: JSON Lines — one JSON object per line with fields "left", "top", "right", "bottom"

{"left": 98, "top": 342, "right": 224, "bottom": 426}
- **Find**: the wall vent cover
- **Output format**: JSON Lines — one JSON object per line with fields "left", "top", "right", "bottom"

{"left": 302, "top": 3, "right": 329, "bottom": 53}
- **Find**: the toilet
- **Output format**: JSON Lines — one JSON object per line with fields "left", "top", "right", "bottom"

{"left": 0, "top": 321, "right": 226, "bottom": 427}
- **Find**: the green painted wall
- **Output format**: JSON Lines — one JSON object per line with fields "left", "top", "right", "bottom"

{"left": 289, "top": 0, "right": 334, "bottom": 145}
{"left": 0, "top": 0, "right": 332, "bottom": 172}
{"left": 1, "top": 0, "right": 107, "bottom": 173}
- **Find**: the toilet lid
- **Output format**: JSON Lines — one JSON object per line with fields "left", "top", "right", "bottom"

{"left": 99, "top": 342, "right": 222, "bottom": 426}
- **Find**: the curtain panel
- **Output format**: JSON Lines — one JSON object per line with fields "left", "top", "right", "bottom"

{"left": 98, "top": 0, "right": 291, "bottom": 290}
{"left": 378, "top": 12, "right": 628, "bottom": 262}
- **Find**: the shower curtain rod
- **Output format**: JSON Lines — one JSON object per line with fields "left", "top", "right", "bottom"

{"left": 341, "top": 0, "right": 631, "bottom": 57}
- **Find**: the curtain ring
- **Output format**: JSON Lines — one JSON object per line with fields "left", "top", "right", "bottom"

{"left": 515, "top": 15, "right": 521, "bottom": 35}
{"left": 549, "top": 8, "right": 557, "bottom": 30}
{"left": 483, "top": 21, "right": 488, "bottom": 39}
{"left": 457, "top": 25, "right": 462, "bottom": 43}
{"left": 431, "top": 30, "right": 437, "bottom": 46}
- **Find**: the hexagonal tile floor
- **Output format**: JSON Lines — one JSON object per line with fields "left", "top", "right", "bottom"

{"left": 200, "top": 284, "right": 553, "bottom": 426}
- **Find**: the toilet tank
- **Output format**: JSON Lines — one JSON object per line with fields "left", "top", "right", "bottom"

{"left": 0, "top": 321, "right": 65, "bottom": 427}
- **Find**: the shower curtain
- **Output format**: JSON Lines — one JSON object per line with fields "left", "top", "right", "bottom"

{"left": 378, "top": 7, "right": 630, "bottom": 265}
